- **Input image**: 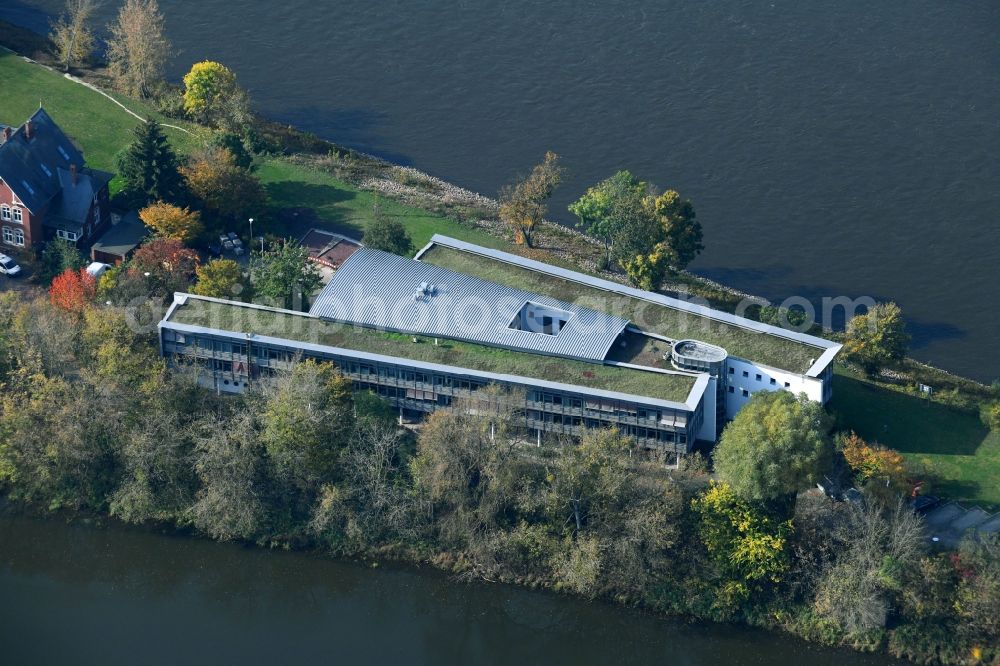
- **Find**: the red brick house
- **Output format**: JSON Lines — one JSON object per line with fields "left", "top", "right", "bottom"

{"left": 0, "top": 108, "right": 112, "bottom": 251}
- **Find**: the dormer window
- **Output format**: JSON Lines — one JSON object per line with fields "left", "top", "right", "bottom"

{"left": 57, "top": 146, "right": 70, "bottom": 160}
{"left": 40, "top": 164, "right": 51, "bottom": 177}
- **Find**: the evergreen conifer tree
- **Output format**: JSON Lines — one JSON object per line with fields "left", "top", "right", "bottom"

{"left": 116, "top": 119, "right": 184, "bottom": 206}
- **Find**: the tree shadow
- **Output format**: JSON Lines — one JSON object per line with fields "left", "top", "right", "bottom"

{"left": 265, "top": 180, "right": 365, "bottom": 239}
{"left": 829, "top": 373, "right": 988, "bottom": 456}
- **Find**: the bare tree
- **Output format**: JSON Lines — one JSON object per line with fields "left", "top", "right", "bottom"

{"left": 106, "top": 0, "right": 170, "bottom": 98}
{"left": 813, "top": 498, "right": 925, "bottom": 634}
{"left": 50, "top": 0, "right": 99, "bottom": 72}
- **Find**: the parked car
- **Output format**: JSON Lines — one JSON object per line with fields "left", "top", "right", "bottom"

{"left": 0, "top": 253, "right": 22, "bottom": 277}
{"left": 85, "top": 262, "right": 112, "bottom": 279}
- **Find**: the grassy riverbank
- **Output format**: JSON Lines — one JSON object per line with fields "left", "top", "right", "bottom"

{"left": 0, "top": 39, "right": 996, "bottom": 505}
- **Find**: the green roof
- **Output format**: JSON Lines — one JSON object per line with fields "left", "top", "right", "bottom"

{"left": 167, "top": 298, "right": 698, "bottom": 404}
{"left": 419, "top": 245, "right": 823, "bottom": 374}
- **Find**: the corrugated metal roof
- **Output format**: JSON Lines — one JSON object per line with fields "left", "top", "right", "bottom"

{"left": 309, "top": 247, "right": 630, "bottom": 363}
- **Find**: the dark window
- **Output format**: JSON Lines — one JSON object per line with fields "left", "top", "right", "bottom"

{"left": 742, "top": 370, "right": 749, "bottom": 378}
{"left": 784, "top": 382, "right": 791, "bottom": 388}
{"left": 742, "top": 389, "right": 749, "bottom": 397}
{"left": 755, "top": 373, "right": 762, "bottom": 382}
{"left": 770, "top": 378, "right": 776, "bottom": 385}
{"left": 728, "top": 386, "right": 735, "bottom": 393}
{"left": 728, "top": 367, "right": 735, "bottom": 375}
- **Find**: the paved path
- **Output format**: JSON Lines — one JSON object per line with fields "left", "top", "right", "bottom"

{"left": 924, "top": 502, "right": 998, "bottom": 548}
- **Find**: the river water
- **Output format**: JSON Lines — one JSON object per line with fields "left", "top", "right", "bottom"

{"left": 0, "top": 511, "right": 903, "bottom": 665}
{"left": 3, "top": 0, "right": 999, "bottom": 380}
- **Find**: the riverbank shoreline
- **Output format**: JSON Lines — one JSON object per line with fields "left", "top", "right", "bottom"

{"left": 0, "top": 18, "right": 997, "bottom": 665}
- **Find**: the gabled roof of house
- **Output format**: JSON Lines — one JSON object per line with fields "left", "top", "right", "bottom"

{"left": 0, "top": 108, "right": 85, "bottom": 213}
{"left": 46, "top": 166, "right": 113, "bottom": 229}
{"left": 309, "top": 247, "right": 632, "bottom": 363}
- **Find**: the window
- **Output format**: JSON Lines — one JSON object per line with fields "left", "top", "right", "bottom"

{"left": 728, "top": 367, "right": 734, "bottom": 375}
{"left": 12, "top": 207, "right": 22, "bottom": 224}
{"left": 770, "top": 378, "right": 776, "bottom": 385}
{"left": 784, "top": 382, "right": 791, "bottom": 388}
{"left": 39, "top": 163, "right": 51, "bottom": 177}
{"left": 741, "top": 389, "right": 749, "bottom": 397}
{"left": 0, "top": 205, "right": 9, "bottom": 221}
{"left": 2, "top": 227, "right": 23, "bottom": 247}
{"left": 728, "top": 386, "right": 735, "bottom": 393}
{"left": 56, "top": 229, "right": 78, "bottom": 241}
{"left": 742, "top": 370, "right": 749, "bottom": 378}
{"left": 755, "top": 373, "right": 762, "bottom": 382}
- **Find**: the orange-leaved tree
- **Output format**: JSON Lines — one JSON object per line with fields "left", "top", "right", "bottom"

{"left": 49, "top": 267, "right": 96, "bottom": 313}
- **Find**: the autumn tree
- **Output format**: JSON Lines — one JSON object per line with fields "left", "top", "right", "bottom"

{"left": 116, "top": 119, "right": 185, "bottom": 206}
{"left": 192, "top": 258, "right": 245, "bottom": 299}
{"left": 651, "top": 189, "right": 702, "bottom": 270}
{"left": 259, "top": 360, "right": 352, "bottom": 487}
{"left": 182, "top": 61, "right": 251, "bottom": 131}
{"left": 838, "top": 431, "right": 909, "bottom": 496}
{"left": 713, "top": 390, "right": 832, "bottom": 503}
{"left": 692, "top": 481, "right": 793, "bottom": 615}
{"left": 49, "top": 0, "right": 98, "bottom": 72}
{"left": 189, "top": 408, "right": 266, "bottom": 541}
{"left": 49, "top": 267, "right": 96, "bottom": 314}
{"left": 249, "top": 241, "right": 322, "bottom": 310}
{"left": 181, "top": 147, "right": 266, "bottom": 223}
{"left": 410, "top": 386, "right": 526, "bottom": 551}
{"left": 362, "top": 202, "right": 413, "bottom": 256}
{"left": 499, "top": 151, "right": 563, "bottom": 247}
{"left": 139, "top": 202, "right": 203, "bottom": 243}
{"left": 568, "top": 170, "right": 645, "bottom": 267}
{"left": 129, "top": 237, "right": 199, "bottom": 297}
{"left": 844, "top": 302, "right": 910, "bottom": 376}
{"left": 106, "top": 0, "right": 170, "bottom": 98}
{"left": 544, "top": 429, "right": 631, "bottom": 538}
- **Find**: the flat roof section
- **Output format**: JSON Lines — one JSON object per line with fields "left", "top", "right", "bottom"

{"left": 165, "top": 295, "right": 702, "bottom": 407}
{"left": 417, "top": 237, "right": 841, "bottom": 375}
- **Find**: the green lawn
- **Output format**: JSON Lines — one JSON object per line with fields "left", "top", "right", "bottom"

{"left": 829, "top": 366, "right": 999, "bottom": 507}
{"left": 257, "top": 159, "right": 505, "bottom": 253}
{"left": 169, "top": 297, "right": 698, "bottom": 403}
{"left": 421, "top": 245, "right": 824, "bottom": 374}
{"left": 0, "top": 48, "right": 199, "bottom": 170}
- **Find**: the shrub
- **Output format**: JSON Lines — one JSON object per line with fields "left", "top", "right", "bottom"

{"left": 980, "top": 401, "right": 1000, "bottom": 431}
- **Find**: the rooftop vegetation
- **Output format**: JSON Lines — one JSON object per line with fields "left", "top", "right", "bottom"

{"left": 169, "top": 298, "right": 698, "bottom": 403}
{"left": 420, "top": 245, "right": 823, "bottom": 374}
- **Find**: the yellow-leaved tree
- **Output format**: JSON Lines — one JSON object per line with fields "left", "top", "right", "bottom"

{"left": 139, "top": 202, "right": 203, "bottom": 244}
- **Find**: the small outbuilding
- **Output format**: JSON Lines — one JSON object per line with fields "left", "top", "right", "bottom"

{"left": 91, "top": 211, "right": 149, "bottom": 265}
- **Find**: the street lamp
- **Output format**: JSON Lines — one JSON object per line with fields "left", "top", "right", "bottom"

{"left": 248, "top": 217, "right": 254, "bottom": 248}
